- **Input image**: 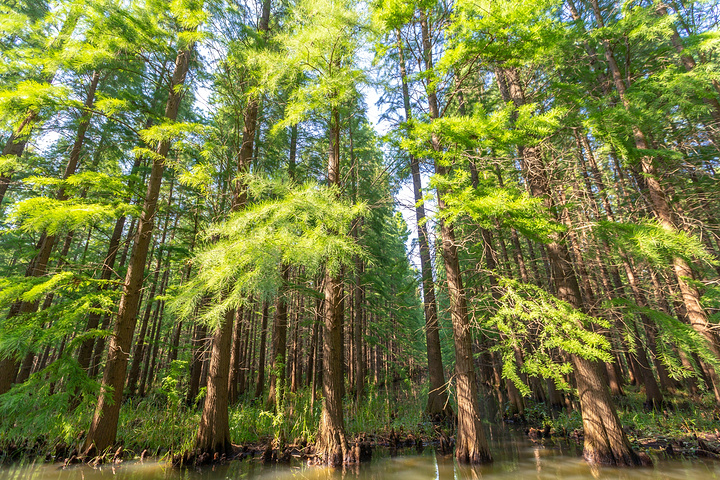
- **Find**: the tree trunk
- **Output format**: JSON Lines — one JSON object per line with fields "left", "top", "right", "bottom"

{"left": 315, "top": 106, "right": 351, "bottom": 466}
{"left": 353, "top": 254, "right": 365, "bottom": 401}
{"left": 195, "top": 0, "right": 272, "bottom": 454}
{"left": 139, "top": 296, "right": 164, "bottom": 396}
{"left": 195, "top": 307, "right": 234, "bottom": 455}
{"left": 187, "top": 323, "right": 208, "bottom": 406}
{"left": 572, "top": 355, "right": 640, "bottom": 466}
{"left": 316, "top": 268, "right": 349, "bottom": 466}
{"left": 420, "top": 9, "right": 490, "bottom": 464}
{"left": 228, "top": 307, "right": 244, "bottom": 404}
{"left": 396, "top": 28, "right": 451, "bottom": 420}
{"left": 307, "top": 296, "right": 320, "bottom": 388}
{"left": 82, "top": 43, "right": 194, "bottom": 456}
{"left": 254, "top": 301, "right": 270, "bottom": 398}
{"left": 267, "top": 265, "right": 290, "bottom": 408}
{"left": 498, "top": 64, "right": 641, "bottom": 466}
{"left": 130, "top": 181, "right": 175, "bottom": 395}
{"left": 267, "top": 265, "right": 290, "bottom": 406}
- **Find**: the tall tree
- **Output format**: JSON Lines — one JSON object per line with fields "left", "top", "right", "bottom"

{"left": 82, "top": 9, "right": 199, "bottom": 453}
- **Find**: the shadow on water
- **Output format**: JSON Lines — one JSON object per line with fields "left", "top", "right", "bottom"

{"left": 3, "top": 426, "right": 720, "bottom": 480}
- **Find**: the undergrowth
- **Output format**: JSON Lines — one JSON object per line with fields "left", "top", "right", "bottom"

{"left": 0, "top": 379, "right": 433, "bottom": 462}
{"left": 526, "top": 386, "right": 720, "bottom": 442}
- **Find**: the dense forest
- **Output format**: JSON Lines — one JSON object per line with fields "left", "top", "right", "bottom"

{"left": 1, "top": 0, "right": 720, "bottom": 471}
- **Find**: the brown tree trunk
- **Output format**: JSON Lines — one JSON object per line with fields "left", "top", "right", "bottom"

{"left": 499, "top": 65, "right": 641, "bottom": 466}
{"left": 315, "top": 106, "right": 351, "bottom": 466}
{"left": 289, "top": 293, "right": 301, "bottom": 393}
{"left": 254, "top": 301, "right": 270, "bottom": 398}
{"left": 195, "top": 0, "right": 272, "bottom": 454}
{"left": 348, "top": 125, "right": 365, "bottom": 402}
{"left": 420, "top": 10, "right": 490, "bottom": 464}
{"left": 139, "top": 294, "right": 164, "bottom": 396}
{"left": 187, "top": 323, "right": 207, "bottom": 405}
{"left": 143, "top": 301, "right": 166, "bottom": 393}
{"left": 267, "top": 265, "right": 290, "bottom": 408}
{"left": 126, "top": 245, "right": 157, "bottom": 394}
{"left": 307, "top": 296, "right": 320, "bottom": 388}
{"left": 82, "top": 43, "right": 194, "bottom": 456}
{"left": 228, "top": 306, "right": 244, "bottom": 404}
{"left": 572, "top": 355, "right": 640, "bottom": 465}
{"left": 195, "top": 307, "right": 234, "bottom": 456}
{"left": 131, "top": 181, "right": 176, "bottom": 395}
{"left": 239, "top": 300, "right": 256, "bottom": 395}
{"left": 353, "top": 255, "right": 365, "bottom": 401}
{"left": 395, "top": 28, "right": 451, "bottom": 420}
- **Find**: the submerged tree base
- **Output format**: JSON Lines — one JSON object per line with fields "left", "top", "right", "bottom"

{"left": 456, "top": 447, "right": 493, "bottom": 465}
{"left": 583, "top": 446, "right": 651, "bottom": 467}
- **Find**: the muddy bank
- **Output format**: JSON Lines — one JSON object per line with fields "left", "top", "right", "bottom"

{"left": 524, "top": 425, "right": 720, "bottom": 461}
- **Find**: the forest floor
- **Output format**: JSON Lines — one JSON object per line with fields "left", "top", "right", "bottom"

{"left": 1, "top": 384, "right": 720, "bottom": 465}
{"left": 522, "top": 387, "right": 720, "bottom": 461}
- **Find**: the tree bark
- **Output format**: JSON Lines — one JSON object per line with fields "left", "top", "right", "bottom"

{"left": 195, "top": 0, "right": 272, "bottom": 453}
{"left": 267, "top": 265, "right": 290, "bottom": 408}
{"left": 420, "top": 10, "right": 490, "bottom": 464}
{"left": 195, "top": 308, "right": 234, "bottom": 455}
{"left": 187, "top": 323, "right": 208, "bottom": 406}
{"left": 228, "top": 306, "right": 245, "bottom": 404}
{"left": 315, "top": 106, "right": 351, "bottom": 466}
{"left": 498, "top": 65, "right": 641, "bottom": 466}
{"left": 82, "top": 43, "right": 194, "bottom": 455}
{"left": 395, "top": 28, "right": 451, "bottom": 420}
{"left": 254, "top": 301, "right": 270, "bottom": 398}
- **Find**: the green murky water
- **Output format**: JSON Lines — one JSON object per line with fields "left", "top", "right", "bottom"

{"left": 2, "top": 430, "right": 719, "bottom": 480}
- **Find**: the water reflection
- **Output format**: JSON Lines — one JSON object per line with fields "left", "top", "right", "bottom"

{"left": 2, "top": 433, "right": 720, "bottom": 480}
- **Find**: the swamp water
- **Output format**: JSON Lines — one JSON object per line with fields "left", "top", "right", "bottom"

{"left": 2, "top": 429, "right": 720, "bottom": 480}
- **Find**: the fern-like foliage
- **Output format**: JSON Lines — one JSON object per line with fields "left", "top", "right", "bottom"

{"left": 488, "top": 277, "right": 612, "bottom": 396}
{"left": 0, "top": 272, "right": 117, "bottom": 362}
{"left": 597, "top": 219, "right": 717, "bottom": 267}
{"left": 170, "top": 176, "right": 366, "bottom": 329}
{"left": 608, "top": 298, "right": 720, "bottom": 380}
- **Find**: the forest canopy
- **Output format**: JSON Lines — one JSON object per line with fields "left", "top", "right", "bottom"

{"left": 0, "top": 0, "right": 719, "bottom": 470}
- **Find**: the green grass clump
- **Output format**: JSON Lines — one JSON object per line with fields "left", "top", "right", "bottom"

{"left": 0, "top": 374, "right": 441, "bottom": 463}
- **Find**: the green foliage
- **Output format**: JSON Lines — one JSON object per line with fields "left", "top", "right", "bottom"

{"left": 448, "top": 0, "right": 562, "bottom": 66}
{"left": 273, "top": 0, "right": 366, "bottom": 131}
{"left": 488, "top": 277, "right": 612, "bottom": 395}
{"left": 0, "top": 81, "right": 69, "bottom": 124}
{"left": 139, "top": 121, "right": 207, "bottom": 149}
{"left": 7, "top": 197, "right": 132, "bottom": 235}
{"left": 597, "top": 220, "right": 717, "bottom": 267}
{"left": 0, "top": 354, "right": 98, "bottom": 449}
{"left": 0, "top": 272, "right": 116, "bottom": 362}
{"left": 171, "top": 176, "right": 366, "bottom": 328}
{"left": 441, "top": 179, "right": 565, "bottom": 242}
{"left": 609, "top": 298, "right": 720, "bottom": 378}
{"left": 400, "top": 109, "right": 512, "bottom": 165}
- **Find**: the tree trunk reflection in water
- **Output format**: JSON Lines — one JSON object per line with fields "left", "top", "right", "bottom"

{"left": 7, "top": 435, "right": 720, "bottom": 479}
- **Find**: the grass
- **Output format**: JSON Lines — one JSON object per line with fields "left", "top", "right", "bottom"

{"left": 6, "top": 375, "right": 715, "bottom": 464}
{"left": 615, "top": 389, "right": 719, "bottom": 440}
{"left": 0, "top": 378, "right": 434, "bottom": 462}
{"left": 523, "top": 386, "right": 720, "bottom": 444}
